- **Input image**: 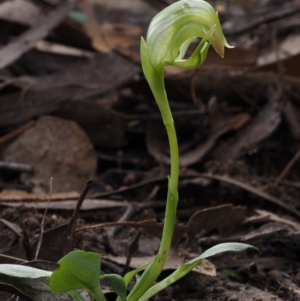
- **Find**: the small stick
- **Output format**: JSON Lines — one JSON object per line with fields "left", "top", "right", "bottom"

{"left": 0, "top": 161, "right": 33, "bottom": 174}
{"left": 21, "top": 221, "right": 34, "bottom": 261}
{"left": 34, "top": 177, "right": 52, "bottom": 260}
{"left": 69, "top": 180, "right": 93, "bottom": 241}
{"left": 122, "top": 228, "right": 142, "bottom": 276}
{"left": 0, "top": 121, "right": 35, "bottom": 145}
{"left": 275, "top": 148, "right": 300, "bottom": 186}
{"left": 0, "top": 253, "right": 26, "bottom": 263}
{"left": 5, "top": 294, "right": 17, "bottom": 301}
{"left": 111, "top": 203, "right": 135, "bottom": 236}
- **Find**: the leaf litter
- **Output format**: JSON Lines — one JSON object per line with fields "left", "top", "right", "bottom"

{"left": 1, "top": 0, "right": 300, "bottom": 300}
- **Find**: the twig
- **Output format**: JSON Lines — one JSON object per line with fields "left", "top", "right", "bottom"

{"left": 90, "top": 172, "right": 300, "bottom": 219}
{"left": 0, "top": 253, "right": 26, "bottom": 263}
{"left": 122, "top": 229, "right": 142, "bottom": 276}
{"left": 21, "top": 221, "right": 34, "bottom": 261}
{"left": 0, "top": 161, "right": 33, "bottom": 173}
{"left": 275, "top": 148, "right": 300, "bottom": 186}
{"left": 5, "top": 295, "right": 16, "bottom": 301}
{"left": 34, "top": 178, "right": 52, "bottom": 260}
{"left": 69, "top": 180, "right": 93, "bottom": 241}
{"left": 112, "top": 185, "right": 160, "bottom": 236}
{"left": 196, "top": 173, "right": 300, "bottom": 219}
{"left": 0, "top": 121, "right": 35, "bottom": 145}
{"left": 111, "top": 202, "right": 135, "bottom": 236}
{"left": 89, "top": 176, "right": 167, "bottom": 199}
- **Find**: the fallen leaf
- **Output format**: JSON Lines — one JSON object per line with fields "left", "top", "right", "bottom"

{"left": 257, "top": 34, "right": 300, "bottom": 77}
{"left": 85, "top": 23, "right": 141, "bottom": 53}
{"left": 0, "top": 190, "right": 79, "bottom": 202}
{"left": 35, "top": 40, "right": 94, "bottom": 58}
{"left": 212, "top": 99, "right": 282, "bottom": 160}
{"left": 242, "top": 222, "right": 291, "bottom": 241}
{"left": 244, "top": 209, "right": 300, "bottom": 231}
{"left": 3, "top": 116, "right": 97, "bottom": 193}
{"left": 1, "top": 199, "right": 129, "bottom": 211}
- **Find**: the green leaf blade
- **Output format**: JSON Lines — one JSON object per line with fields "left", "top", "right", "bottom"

{"left": 49, "top": 250, "right": 101, "bottom": 294}
{"left": 0, "top": 264, "right": 52, "bottom": 279}
{"left": 102, "top": 274, "right": 127, "bottom": 301}
{"left": 192, "top": 242, "right": 258, "bottom": 263}
{"left": 138, "top": 243, "right": 257, "bottom": 301}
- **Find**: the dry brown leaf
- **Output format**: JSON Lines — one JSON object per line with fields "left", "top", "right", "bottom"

{"left": 1, "top": 199, "right": 129, "bottom": 211}
{"left": 85, "top": 23, "right": 141, "bottom": 53}
{"left": 3, "top": 116, "right": 97, "bottom": 193}
{"left": 0, "top": 190, "right": 79, "bottom": 202}
{"left": 196, "top": 173, "right": 300, "bottom": 218}
{"left": 212, "top": 99, "right": 282, "bottom": 161}
{"left": 269, "top": 270, "right": 300, "bottom": 299}
{"left": 35, "top": 40, "right": 94, "bottom": 58}
{"left": 180, "top": 113, "right": 251, "bottom": 166}
{"left": 245, "top": 209, "right": 300, "bottom": 231}
{"left": 165, "top": 204, "right": 246, "bottom": 247}
{"left": 242, "top": 222, "right": 291, "bottom": 241}
{"left": 257, "top": 34, "right": 300, "bottom": 77}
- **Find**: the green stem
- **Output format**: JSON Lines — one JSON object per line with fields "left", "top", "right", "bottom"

{"left": 92, "top": 287, "right": 107, "bottom": 301}
{"left": 126, "top": 63, "right": 179, "bottom": 301}
{"left": 153, "top": 71, "right": 179, "bottom": 254}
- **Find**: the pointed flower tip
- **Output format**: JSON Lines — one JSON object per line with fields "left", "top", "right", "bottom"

{"left": 221, "top": 42, "right": 235, "bottom": 58}
{"left": 213, "top": 36, "right": 234, "bottom": 58}
{"left": 225, "top": 42, "right": 235, "bottom": 50}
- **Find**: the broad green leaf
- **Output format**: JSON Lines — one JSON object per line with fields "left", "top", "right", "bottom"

{"left": 101, "top": 274, "right": 127, "bottom": 300}
{"left": 49, "top": 250, "right": 101, "bottom": 294}
{"left": 138, "top": 243, "right": 257, "bottom": 301}
{"left": 0, "top": 264, "right": 52, "bottom": 278}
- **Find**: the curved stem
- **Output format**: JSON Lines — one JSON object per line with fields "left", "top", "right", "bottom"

{"left": 154, "top": 77, "right": 179, "bottom": 254}
{"left": 127, "top": 49, "right": 179, "bottom": 300}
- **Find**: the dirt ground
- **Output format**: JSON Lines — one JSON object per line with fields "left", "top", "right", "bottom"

{"left": 1, "top": 0, "right": 300, "bottom": 300}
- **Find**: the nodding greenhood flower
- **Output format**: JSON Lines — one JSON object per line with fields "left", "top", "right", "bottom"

{"left": 141, "top": 0, "right": 232, "bottom": 71}
{"left": 126, "top": 3, "right": 237, "bottom": 301}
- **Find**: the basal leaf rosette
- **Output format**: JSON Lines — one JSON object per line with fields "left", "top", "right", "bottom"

{"left": 143, "top": 0, "right": 232, "bottom": 70}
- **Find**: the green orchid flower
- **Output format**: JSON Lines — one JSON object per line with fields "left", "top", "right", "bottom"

{"left": 126, "top": 2, "right": 235, "bottom": 301}
{"left": 142, "top": 0, "right": 233, "bottom": 71}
